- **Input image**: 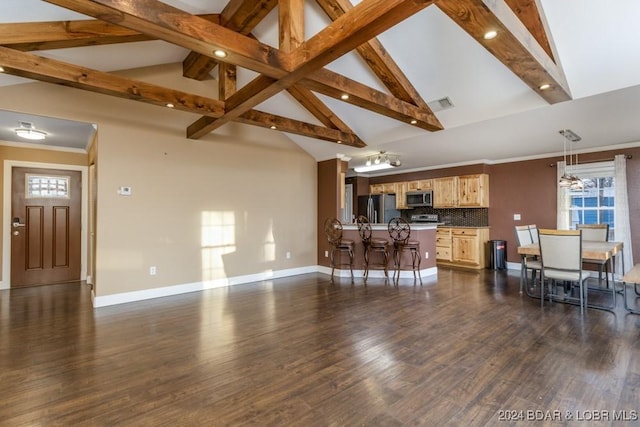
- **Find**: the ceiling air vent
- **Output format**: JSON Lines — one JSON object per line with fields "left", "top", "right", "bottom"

{"left": 427, "top": 96, "right": 454, "bottom": 112}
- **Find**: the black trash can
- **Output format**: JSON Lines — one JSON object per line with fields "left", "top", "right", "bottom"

{"left": 488, "top": 240, "right": 507, "bottom": 270}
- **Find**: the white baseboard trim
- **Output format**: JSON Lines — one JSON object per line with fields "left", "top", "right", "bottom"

{"left": 318, "top": 265, "right": 438, "bottom": 279}
{"left": 92, "top": 265, "right": 318, "bottom": 308}
{"left": 92, "top": 264, "right": 445, "bottom": 308}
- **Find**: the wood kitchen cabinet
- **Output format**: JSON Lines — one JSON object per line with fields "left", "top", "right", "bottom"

{"left": 369, "top": 184, "right": 384, "bottom": 194}
{"left": 458, "top": 174, "right": 489, "bottom": 207}
{"left": 369, "top": 183, "right": 396, "bottom": 194}
{"left": 433, "top": 176, "right": 458, "bottom": 208}
{"left": 436, "top": 227, "right": 489, "bottom": 269}
{"left": 435, "top": 227, "right": 452, "bottom": 262}
{"left": 407, "top": 179, "right": 433, "bottom": 191}
{"left": 395, "top": 182, "right": 408, "bottom": 209}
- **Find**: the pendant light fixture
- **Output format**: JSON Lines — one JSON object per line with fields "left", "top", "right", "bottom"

{"left": 558, "top": 129, "right": 583, "bottom": 190}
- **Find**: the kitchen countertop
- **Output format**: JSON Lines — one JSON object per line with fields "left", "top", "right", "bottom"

{"left": 437, "top": 225, "right": 491, "bottom": 229}
{"left": 343, "top": 223, "right": 438, "bottom": 231}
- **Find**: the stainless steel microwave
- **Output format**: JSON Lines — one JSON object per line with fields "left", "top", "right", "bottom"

{"left": 406, "top": 190, "right": 433, "bottom": 207}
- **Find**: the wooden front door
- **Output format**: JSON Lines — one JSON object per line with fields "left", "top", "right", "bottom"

{"left": 11, "top": 167, "right": 82, "bottom": 287}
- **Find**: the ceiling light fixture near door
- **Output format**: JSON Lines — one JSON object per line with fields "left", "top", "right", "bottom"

{"left": 15, "top": 122, "right": 47, "bottom": 141}
{"left": 354, "top": 151, "right": 401, "bottom": 173}
{"left": 213, "top": 49, "right": 227, "bottom": 58}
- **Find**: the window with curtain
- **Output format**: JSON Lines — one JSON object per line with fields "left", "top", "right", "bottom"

{"left": 567, "top": 162, "right": 615, "bottom": 239}
{"left": 557, "top": 155, "right": 633, "bottom": 275}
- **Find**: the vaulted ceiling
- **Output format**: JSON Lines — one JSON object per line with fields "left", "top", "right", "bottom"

{"left": 1, "top": 0, "right": 640, "bottom": 172}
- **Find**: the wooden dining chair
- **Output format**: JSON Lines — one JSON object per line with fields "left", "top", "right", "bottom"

{"left": 538, "top": 229, "right": 589, "bottom": 315}
{"left": 576, "top": 223, "right": 610, "bottom": 288}
{"left": 515, "top": 225, "right": 541, "bottom": 295}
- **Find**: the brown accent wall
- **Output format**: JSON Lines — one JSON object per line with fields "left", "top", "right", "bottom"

{"left": 356, "top": 148, "right": 640, "bottom": 266}
{"left": 317, "top": 159, "right": 347, "bottom": 266}
{"left": 490, "top": 148, "right": 640, "bottom": 264}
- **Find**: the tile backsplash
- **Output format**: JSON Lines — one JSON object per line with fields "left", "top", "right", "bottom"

{"left": 404, "top": 207, "right": 489, "bottom": 227}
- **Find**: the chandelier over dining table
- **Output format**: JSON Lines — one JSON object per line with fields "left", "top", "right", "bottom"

{"left": 558, "top": 129, "right": 583, "bottom": 190}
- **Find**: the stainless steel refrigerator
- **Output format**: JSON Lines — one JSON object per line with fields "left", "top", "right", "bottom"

{"left": 357, "top": 194, "right": 400, "bottom": 224}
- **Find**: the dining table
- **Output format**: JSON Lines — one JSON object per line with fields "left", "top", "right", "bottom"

{"left": 517, "top": 240, "right": 624, "bottom": 311}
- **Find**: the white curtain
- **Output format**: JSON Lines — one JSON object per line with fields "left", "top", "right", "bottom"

{"left": 614, "top": 154, "right": 633, "bottom": 276}
{"left": 556, "top": 160, "right": 570, "bottom": 229}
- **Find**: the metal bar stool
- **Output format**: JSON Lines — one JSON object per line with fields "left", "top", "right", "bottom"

{"left": 356, "top": 215, "right": 389, "bottom": 283}
{"left": 323, "top": 217, "right": 354, "bottom": 282}
{"left": 388, "top": 217, "right": 422, "bottom": 285}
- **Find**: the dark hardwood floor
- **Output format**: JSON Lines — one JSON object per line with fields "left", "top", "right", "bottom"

{"left": 1, "top": 269, "right": 639, "bottom": 426}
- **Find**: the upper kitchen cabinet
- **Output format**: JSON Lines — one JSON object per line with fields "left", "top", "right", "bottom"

{"left": 395, "top": 182, "right": 408, "bottom": 209}
{"left": 433, "top": 176, "right": 458, "bottom": 208}
{"left": 407, "top": 179, "right": 433, "bottom": 191}
{"left": 370, "top": 184, "right": 384, "bottom": 195}
{"left": 370, "top": 183, "right": 396, "bottom": 195}
{"left": 458, "top": 174, "right": 489, "bottom": 207}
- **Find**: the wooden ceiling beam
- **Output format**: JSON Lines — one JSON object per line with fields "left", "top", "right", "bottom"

{"left": 0, "top": 46, "right": 225, "bottom": 117}
{"left": 0, "top": 20, "right": 151, "bottom": 51}
{"left": 0, "top": 46, "right": 356, "bottom": 145}
{"left": 504, "top": 0, "right": 554, "bottom": 61}
{"left": 43, "top": 0, "right": 291, "bottom": 77}
{"left": 0, "top": 15, "right": 436, "bottom": 133}
{"left": 187, "top": 0, "right": 435, "bottom": 138}
{"left": 0, "top": 14, "right": 219, "bottom": 52}
{"left": 302, "top": 69, "right": 442, "bottom": 131}
{"left": 183, "top": 0, "right": 278, "bottom": 80}
{"left": 436, "top": 0, "right": 571, "bottom": 103}
{"left": 279, "top": 0, "right": 363, "bottom": 139}
{"left": 286, "top": 85, "right": 354, "bottom": 133}
{"left": 236, "top": 110, "right": 366, "bottom": 147}
{"left": 315, "top": 0, "right": 430, "bottom": 109}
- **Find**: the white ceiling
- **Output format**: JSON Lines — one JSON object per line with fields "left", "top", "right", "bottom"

{"left": 1, "top": 0, "right": 640, "bottom": 173}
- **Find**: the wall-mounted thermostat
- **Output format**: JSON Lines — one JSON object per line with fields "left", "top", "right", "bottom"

{"left": 118, "top": 186, "right": 132, "bottom": 196}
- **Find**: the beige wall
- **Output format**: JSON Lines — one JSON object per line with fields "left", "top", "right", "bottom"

{"left": 0, "top": 63, "right": 318, "bottom": 298}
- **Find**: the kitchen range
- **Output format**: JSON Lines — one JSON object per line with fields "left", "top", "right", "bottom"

{"left": 410, "top": 213, "right": 440, "bottom": 224}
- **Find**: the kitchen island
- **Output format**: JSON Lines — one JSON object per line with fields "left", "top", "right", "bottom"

{"left": 330, "top": 223, "right": 437, "bottom": 280}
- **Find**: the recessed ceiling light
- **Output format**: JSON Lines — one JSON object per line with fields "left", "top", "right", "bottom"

{"left": 213, "top": 50, "right": 227, "bottom": 58}
{"left": 165, "top": 103, "right": 175, "bottom": 108}
{"left": 539, "top": 83, "right": 551, "bottom": 90}
{"left": 340, "top": 94, "right": 349, "bottom": 100}
{"left": 270, "top": 125, "right": 277, "bottom": 129}
{"left": 410, "top": 119, "right": 417, "bottom": 125}
{"left": 483, "top": 30, "right": 498, "bottom": 40}
{"left": 337, "top": 140, "right": 342, "bottom": 144}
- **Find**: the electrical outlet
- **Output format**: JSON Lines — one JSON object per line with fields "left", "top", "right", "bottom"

{"left": 286, "top": 251, "right": 291, "bottom": 259}
{"left": 149, "top": 266, "right": 157, "bottom": 275}
{"left": 118, "top": 186, "right": 132, "bottom": 196}
{"left": 514, "top": 214, "right": 521, "bottom": 221}
{"left": 324, "top": 250, "right": 329, "bottom": 257}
